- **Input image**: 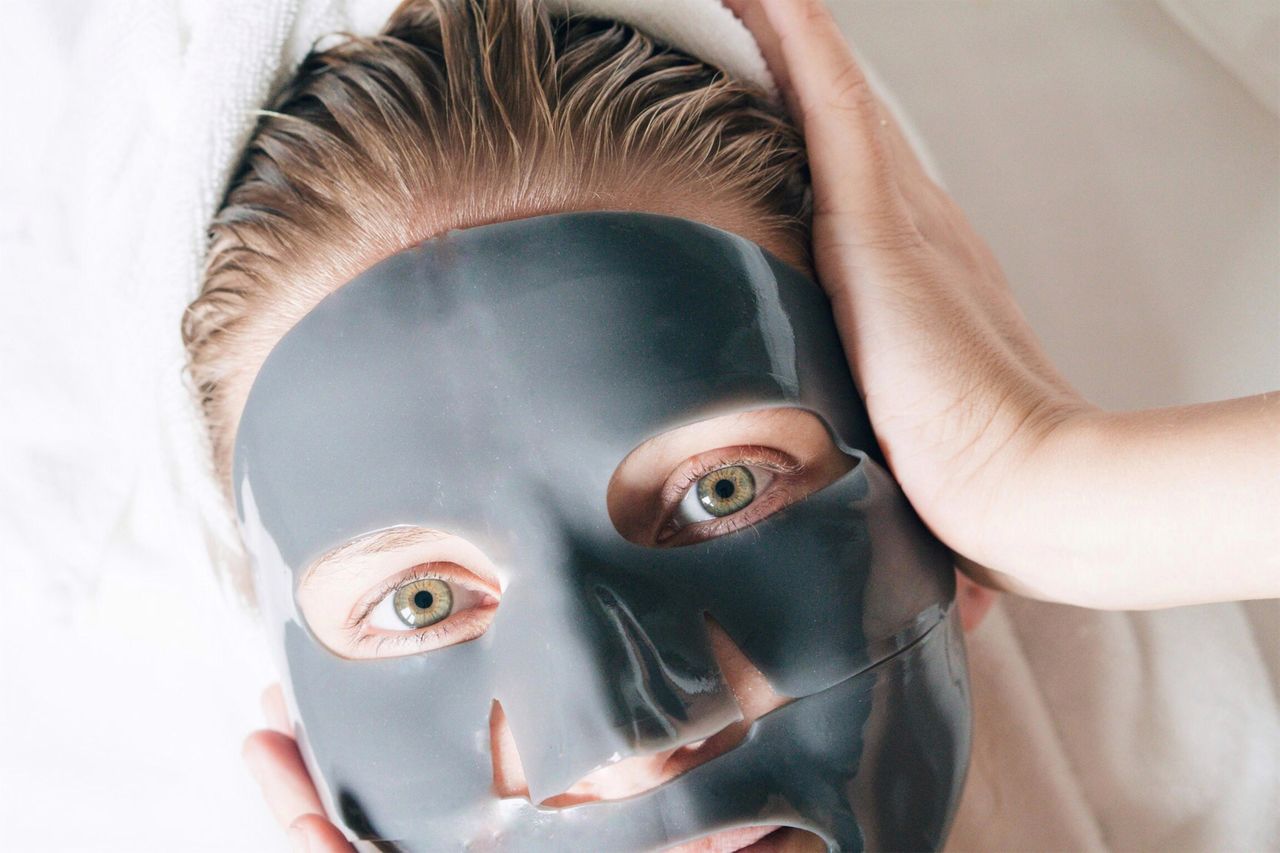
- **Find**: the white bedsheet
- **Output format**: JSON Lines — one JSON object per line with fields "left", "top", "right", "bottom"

{"left": 1, "top": 2, "right": 1276, "bottom": 851}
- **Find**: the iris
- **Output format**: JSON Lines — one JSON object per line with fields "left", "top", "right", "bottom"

{"left": 393, "top": 577, "right": 453, "bottom": 628}
{"left": 696, "top": 465, "right": 756, "bottom": 517}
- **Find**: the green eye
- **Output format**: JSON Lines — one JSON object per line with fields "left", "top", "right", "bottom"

{"left": 695, "top": 465, "right": 757, "bottom": 517}
{"left": 392, "top": 577, "right": 453, "bottom": 628}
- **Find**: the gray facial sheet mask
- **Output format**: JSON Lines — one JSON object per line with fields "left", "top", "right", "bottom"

{"left": 234, "top": 211, "right": 971, "bottom": 852}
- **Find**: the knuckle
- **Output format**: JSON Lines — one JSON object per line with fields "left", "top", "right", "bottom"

{"left": 817, "top": 204, "right": 924, "bottom": 253}
{"left": 866, "top": 225, "right": 927, "bottom": 253}
{"left": 859, "top": 221, "right": 927, "bottom": 254}
{"left": 825, "top": 62, "right": 877, "bottom": 119}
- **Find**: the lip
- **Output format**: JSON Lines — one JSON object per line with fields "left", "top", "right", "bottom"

{"left": 666, "top": 824, "right": 783, "bottom": 853}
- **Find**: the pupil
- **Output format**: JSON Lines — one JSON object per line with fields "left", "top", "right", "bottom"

{"left": 413, "top": 590, "right": 434, "bottom": 610}
{"left": 714, "top": 478, "right": 736, "bottom": 500}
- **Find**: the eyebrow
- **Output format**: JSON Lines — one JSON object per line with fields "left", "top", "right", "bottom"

{"left": 300, "top": 526, "right": 447, "bottom": 588}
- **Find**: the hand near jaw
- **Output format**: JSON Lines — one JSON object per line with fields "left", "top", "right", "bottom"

{"left": 726, "top": 0, "right": 1280, "bottom": 609}
{"left": 242, "top": 684, "right": 354, "bottom": 853}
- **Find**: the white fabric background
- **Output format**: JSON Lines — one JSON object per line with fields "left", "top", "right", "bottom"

{"left": 1, "top": 1, "right": 1276, "bottom": 851}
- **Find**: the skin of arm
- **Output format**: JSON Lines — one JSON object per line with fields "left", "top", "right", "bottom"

{"left": 975, "top": 395, "right": 1280, "bottom": 609}
{"left": 726, "top": 0, "right": 1280, "bottom": 610}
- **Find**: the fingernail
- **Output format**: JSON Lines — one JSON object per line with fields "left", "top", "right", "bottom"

{"left": 289, "top": 823, "right": 310, "bottom": 853}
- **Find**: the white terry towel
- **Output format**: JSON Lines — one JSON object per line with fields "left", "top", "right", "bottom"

{"left": 2, "top": 1, "right": 1277, "bottom": 851}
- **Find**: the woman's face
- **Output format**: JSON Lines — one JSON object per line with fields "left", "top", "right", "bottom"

{"left": 233, "top": 210, "right": 978, "bottom": 851}
{"left": 294, "top": 407, "right": 852, "bottom": 827}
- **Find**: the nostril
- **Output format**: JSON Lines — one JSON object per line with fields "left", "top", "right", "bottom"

{"left": 491, "top": 689, "right": 710, "bottom": 809}
{"left": 493, "top": 617, "right": 784, "bottom": 810}
{"left": 511, "top": 675, "right": 750, "bottom": 810}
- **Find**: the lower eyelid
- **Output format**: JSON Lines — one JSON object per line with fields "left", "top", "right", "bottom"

{"left": 661, "top": 477, "right": 798, "bottom": 545}
{"left": 356, "top": 601, "right": 498, "bottom": 654}
{"left": 351, "top": 563, "right": 497, "bottom": 628}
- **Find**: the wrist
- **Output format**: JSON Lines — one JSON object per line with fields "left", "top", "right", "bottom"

{"left": 969, "top": 396, "right": 1280, "bottom": 608}
{"left": 959, "top": 396, "right": 1107, "bottom": 605}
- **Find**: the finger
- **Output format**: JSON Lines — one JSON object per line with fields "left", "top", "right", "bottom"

{"left": 728, "top": 0, "right": 926, "bottom": 182}
{"left": 729, "top": 0, "right": 948, "bottom": 256}
{"left": 260, "top": 683, "right": 292, "bottom": 735}
{"left": 728, "top": 0, "right": 933, "bottom": 188}
{"left": 865, "top": 79, "right": 939, "bottom": 188}
{"left": 290, "top": 813, "right": 356, "bottom": 853}
{"left": 242, "top": 729, "right": 327, "bottom": 830}
{"left": 722, "top": 0, "right": 799, "bottom": 124}
{"left": 730, "top": 0, "right": 916, "bottom": 243}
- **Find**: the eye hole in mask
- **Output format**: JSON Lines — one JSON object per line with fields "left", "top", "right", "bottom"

{"left": 294, "top": 532, "right": 503, "bottom": 660}
{"left": 610, "top": 408, "right": 859, "bottom": 548}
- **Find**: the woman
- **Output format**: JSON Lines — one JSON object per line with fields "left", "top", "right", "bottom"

{"left": 185, "top": 0, "right": 1277, "bottom": 850}
{"left": 186, "top": 0, "right": 988, "bottom": 845}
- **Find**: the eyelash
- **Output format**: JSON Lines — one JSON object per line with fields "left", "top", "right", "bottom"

{"left": 344, "top": 565, "right": 493, "bottom": 652}
{"left": 657, "top": 445, "right": 805, "bottom": 544}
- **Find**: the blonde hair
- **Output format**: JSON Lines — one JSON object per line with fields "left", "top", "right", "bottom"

{"left": 182, "top": 0, "right": 810, "bottom": 497}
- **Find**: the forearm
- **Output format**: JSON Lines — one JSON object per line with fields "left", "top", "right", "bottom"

{"left": 982, "top": 393, "right": 1280, "bottom": 609}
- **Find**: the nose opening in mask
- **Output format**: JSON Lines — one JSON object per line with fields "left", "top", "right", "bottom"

{"left": 492, "top": 692, "right": 752, "bottom": 809}
{"left": 490, "top": 612, "right": 775, "bottom": 810}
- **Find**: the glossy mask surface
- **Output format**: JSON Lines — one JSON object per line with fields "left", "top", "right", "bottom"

{"left": 234, "top": 211, "right": 971, "bottom": 851}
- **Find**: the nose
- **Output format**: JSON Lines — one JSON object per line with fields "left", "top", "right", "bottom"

{"left": 490, "top": 619, "right": 791, "bottom": 806}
